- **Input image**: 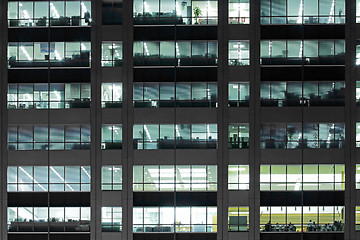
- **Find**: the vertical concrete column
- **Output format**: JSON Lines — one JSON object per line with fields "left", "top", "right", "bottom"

{"left": 218, "top": 0, "right": 228, "bottom": 239}
{"left": 346, "top": 0, "right": 357, "bottom": 239}
{"left": 90, "top": 0, "right": 103, "bottom": 239}
{"left": 250, "top": 0, "right": 261, "bottom": 240}
{"left": 122, "top": 0, "right": 134, "bottom": 239}
{"left": 0, "top": 0, "right": 8, "bottom": 239}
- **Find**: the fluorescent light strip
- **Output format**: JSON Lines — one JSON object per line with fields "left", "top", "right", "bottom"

{"left": 81, "top": 166, "right": 91, "bottom": 179}
{"left": 20, "top": 46, "right": 32, "bottom": 61}
{"left": 19, "top": 167, "right": 47, "bottom": 191}
{"left": 328, "top": 0, "right": 335, "bottom": 24}
{"left": 50, "top": 3, "right": 60, "bottom": 18}
{"left": 50, "top": 167, "right": 74, "bottom": 191}
{"left": 144, "top": 125, "right": 152, "bottom": 142}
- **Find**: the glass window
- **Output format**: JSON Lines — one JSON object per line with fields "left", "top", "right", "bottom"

{"left": 133, "top": 165, "right": 217, "bottom": 192}
{"left": 8, "top": 125, "right": 91, "bottom": 150}
{"left": 261, "top": 0, "right": 345, "bottom": 24}
{"left": 229, "top": 41, "right": 250, "bottom": 65}
{"left": 228, "top": 82, "right": 250, "bottom": 107}
{"left": 133, "top": 206, "right": 217, "bottom": 232}
{"left": 134, "top": 40, "right": 218, "bottom": 66}
{"left": 8, "top": 207, "right": 90, "bottom": 232}
{"left": 356, "top": 206, "right": 360, "bottom": 231}
{"left": 8, "top": 41, "right": 91, "bottom": 68}
{"left": 133, "top": 0, "right": 218, "bottom": 25}
{"left": 228, "top": 165, "right": 250, "bottom": 190}
{"left": 261, "top": 40, "right": 345, "bottom": 65}
{"left": 102, "top": 125, "right": 122, "bottom": 149}
{"left": 8, "top": 1, "right": 91, "bottom": 27}
{"left": 102, "top": 41, "right": 123, "bottom": 66}
{"left": 261, "top": 123, "right": 344, "bottom": 149}
{"left": 229, "top": 124, "right": 249, "bottom": 148}
{"left": 8, "top": 166, "right": 90, "bottom": 192}
{"left": 101, "top": 83, "right": 122, "bottom": 108}
{"left": 229, "top": 0, "right": 250, "bottom": 24}
{"left": 102, "top": 207, "right": 122, "bottom": 232}
{"left": 102, "top": 166, "right": 122, "bottom": 190}
{"left": 260, "top": 164, "right": 345, "bottom": 191}
{"left": 133, "top": 124, "right": 218, "bottom": 149}
{"left": 228, "top": 206, "right": 249, "bottom": 231}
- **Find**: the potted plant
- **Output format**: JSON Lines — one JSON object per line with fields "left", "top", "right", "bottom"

{"left": 193, "top": 6, "right": 202, "bottom": 24}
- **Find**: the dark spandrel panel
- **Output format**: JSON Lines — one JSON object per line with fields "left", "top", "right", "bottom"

{"left": 176, "top": 192, "right": 217, "bottom": 206}
{"left": 8, "top": 69, "right": 91, "bottom": 83}
{"left": 261, "top": 67, "right": 345, "bottom": 82}
{"left": 8, "top": 193, "right": 48, "bottom": 207}
{"left": 50, "top": 69, "right": 91, "bottom": 83}
{"left": 133, "top": 192, "right": 174, "bottom": 206}
{"left": 133, "top": 26, "right": 217, "bottom": 41}
{"left": 9, "top": 28, "right": 49, "bottom": 42}
{"left": 176, "top": 26, "right": 217, "bottom": 40}
{"left": 49, "top": 192, "right": 90, "bottom": 207}
{"left": 176, "top": 68, "right": 217, "bottom": 82}
{"left": 261, "top": 25, "right": 345, "bottom": 40}
{"left": 304, "top": 67, "right": 345, "bottom": 81}
{"left": 134, "top": 68, "right": 175, "bottom": 82}
{"left": 303, "top": 25, "right": 345, "bottom": 39}
{"left": 134, "top": 233, "right": 174, "bottom": 240}
{"left": 303, "top": 232, "right": 344, "bottom": 240}
{"left": 134, "top": 27, "right": 176, "bottom": 41}
{"left": 303, "top": 191, "right": 344, "bottom": 206}
{"left": 176, "top": 233, "right": 217, "bottom": 240}
{"left": 50, "top": 28, "right": 91, "bottom": 42}
{"left": 8, "top": 234, "right": 48, "bottom": 240}
{"left": 50, "top": 234, "right": 90, "bottom": 240}
{"left": 102, "top": 0, "right": 123, "bottom": 25}
{"left": 8, "top": 28, "right": 91, "bottom": 42}
{"left": 261, "top": 25, "right": 303, "bottom": 39}
{"left": 260, "top": 192, "right": 302, "bottom": 206}
{"left": 8, "top": 69, "right": 48, "bottom": 83}
{"left": 260, "top": 233, "right": 302, "bottom": 240}
{"left": 261, "top": 67, "right": 302, "bottom": 81}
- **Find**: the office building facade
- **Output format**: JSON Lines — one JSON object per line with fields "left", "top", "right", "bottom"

{"left": 0, "top": 0, "right": 359, "bottom": 240}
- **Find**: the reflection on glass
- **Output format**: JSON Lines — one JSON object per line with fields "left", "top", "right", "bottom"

{"left": 8, "top": 1, "right": 92, "bottom": 27}
{"left": 261, "top": 0, "right": 345, "bottom": 24}
{"left": 8, "top": 125, "right": 91, "bottom": 150}
{"left": 133, "top": 124, "right": 217, "bottom": 149}
{"left": 102, "top": 207, "right": 122, "bottom": 232}
{"left": 7, "top": 166, "right": 91, "bottom": 192}
{"left": 260, "top": 123, "right": 345, "bottom": 149}
{"left": 261, "top": 40, "right": 345, "bottom": 65}
{"left": 229, "top": 0, "right": 250, "bottom": 24}
{"left": 101, "top": 125, "right": 122, "bottom": 149}
{"left": 102, "top": 41, "right": 123, "bottom": 66}
{"left": 7, "top": 83, "right": 91, "bottom": 109}
{"left": 228, "top": 82, "right": 250, "bottom": 107}
{"left": 260, "top": 81, "right": 345, "bottom": 107}
{"left": 133, "top": 82, "right": 217, "bottom": 108}
{"left": 102, "top": 166, "right": 122, "bottom": 190}
{"left": 8, "top": 42, "right": 91, "bottom": 68}
{"left": 134, "top": 41, "right": 218, "bottom": 66}
{"left": 229, "top": 41, "right": 250, "bottom": 65}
